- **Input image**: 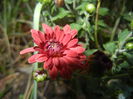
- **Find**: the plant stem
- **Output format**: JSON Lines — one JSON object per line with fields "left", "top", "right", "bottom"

{"left": 32, "top": 2, "right": 43, "bottom": 99}
{"left": 110, "top": 17, "right": 121, "bottom": 41}
{"left": 110, "top": 0, "right": 125, "bottom": 41}
{"left": 33, "top": 3, "right": 43, "bottom": 30}
{"left": 94, "top": 0, "right": 101, "bottom": 49}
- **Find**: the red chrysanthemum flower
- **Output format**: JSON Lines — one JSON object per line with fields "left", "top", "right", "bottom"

{"left": 20, "top": 24, "right": 86, "bottom": 79}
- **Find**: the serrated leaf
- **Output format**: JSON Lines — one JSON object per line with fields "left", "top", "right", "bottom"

{"left": 99, "top": 7, "right": 109, "bottom": 16}
{"left": 51, "top": 8, "right": 70, "bottom": 21}
{"left": 118, "top": 29, "right": 130, "bottom": 42}
{"left": 70, "top": 23, "right": 82, "bottom": 31}
{"left": 103, "top": 42, "right": 116, "bottom": 54}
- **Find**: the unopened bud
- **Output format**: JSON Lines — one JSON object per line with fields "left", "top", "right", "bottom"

{"left": 33, "top": 68, "right": 47, "bottom": 82}
{"left": 54, "top": 0, "right": 64, "bottom": 7}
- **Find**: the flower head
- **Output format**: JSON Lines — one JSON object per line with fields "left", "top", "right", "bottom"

{"left": 20, "top": 24, "right": 86, "bottom": 79}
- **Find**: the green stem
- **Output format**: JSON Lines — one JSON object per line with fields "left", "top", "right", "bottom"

{"left": 94, "top": 0, "right": 101, "bottom": 49}
{"left": 110, "top": 17, "right": 121, "bottom": 41}
{"left": 110, "top": 0, "right": 125, "bottom": 41}
{"left": 33, "top": 2, "right": 43, "bottom": 99}
{"left": 33, "top": 3, "right": 43, "bottom": 30}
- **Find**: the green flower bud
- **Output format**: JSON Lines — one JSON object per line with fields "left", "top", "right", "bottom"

{"left": 33, "top": 68, "right": 47, "bottom": 82}
{"left": 125, "top": 42, "right": 133, "bottom": 50}
{"left": 85, "top": 3, "right": 96, "bottom": 13}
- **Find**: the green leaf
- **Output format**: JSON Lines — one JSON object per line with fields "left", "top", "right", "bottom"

{"left": 76, "top": 2, "right": 86, "bottom": 11}
{"left": 118, "top": 61, "right": 129, "bottom": 69}
{"left": 42, "top": 11, "right": 49, "bottom": 17}
{"left": 118, "top": 29, "right": 130, "bottom": 42}
{"left": 85, "top": 49, "right": 98, "bottom": 56}
{"left": 70, "top": 23, "right": 82, "bottom": 31}
{"left": 103, "top": 42, "right": 116, "bottom": 54}
{"left": 99, "top": 7, "right": 109, "bottom": 16}
{"left": 51, "top": 8, "right": 70, "bottom": 21}
{"left": 98, "top": 20, "right": 108, "bottom": 27}
{"left": 123, "top": 12, "right": 133, "bottom": 21}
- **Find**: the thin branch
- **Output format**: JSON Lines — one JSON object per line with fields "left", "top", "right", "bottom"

{"left": 94, "top": 0, "right": 101, "bottom": 49}
{"left": 110, "top": 0, "right": 125, "bottom": 41}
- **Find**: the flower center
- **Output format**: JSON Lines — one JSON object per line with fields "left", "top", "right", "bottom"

{"left": 48, "top": 42, "right": 61, "bottom": 51}
{"left": 45, "top": 41, "right": 63, "bottom": 56}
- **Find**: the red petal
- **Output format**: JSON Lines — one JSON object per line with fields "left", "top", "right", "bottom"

{"left": 34, "top": 47, "right": 45, "bottom": 54}
{"left": 28, "top": 54, "right": 47, "bottom": 63}
{"left": 28, "top": 54, "right": 38, "bottom": 63}
{"left": 31, "top": 29, "right": 42, "bottom": 43}
{"left": 62, "top": 34, "right": 71, "bottom": 45}
{"left": 64, "top": 56, "right": 84, "bottom": 69}
{"left": 63, "top": 24, "right": 70, "bottom": 33}
{"left": 36, "top": 55, "right": 47, "bottom": 62}
{"left": 54, "top": 26, "right": 61, "bottom": 41}
{"left": 63, "top": 25, "right": 77, "bottom": 38}
{"left": 43, "top": 58, "right": 53, "bottom": 69}
{"left": 53, "top": 58, "right": 62, "bottom": 70}
{"left": 33, "top": 40, "right": 40, "bottom": 46}
{"left": 20, "top": 47, "right": 35, "bottom": 55}
{"left": 70, "top": 29, "right": 77, "bottom": 38}
{"left": 64, "top": 50, "right": 78, "bottom": 57}
{"left": 63, "top": 56, "right": 79, "bottom": 65}
{"left": 42, "top": 24, "right": 53, "bottom": 35}
{"left": 53, "top": 58, "right": 59, "bottom": 66}
{"left": 67, "top": 39, "right": 78, "bottom": 48}
{"left": 59, "top": 31, "right": 65, "bottom": 42}
{"left": 58, "top": 57, "right": 68, "bottom": 69}
{"left": 38, "top": 31, "right": 45, "bottom": 42}
{"left": 49, "top": 66, "right": 58, "bottom": 79}
{"left": 70, "top": 46, "right": 85, "bottom": 54}
{"left": 59, "top": 57, "right": 74, "bottom": 71}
